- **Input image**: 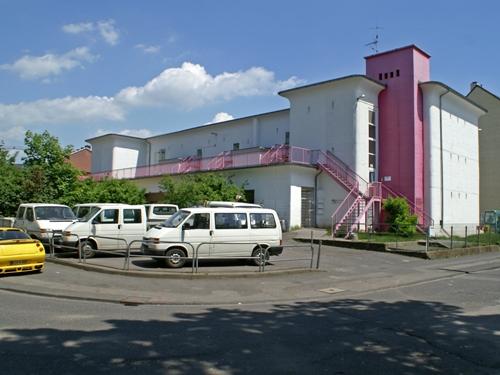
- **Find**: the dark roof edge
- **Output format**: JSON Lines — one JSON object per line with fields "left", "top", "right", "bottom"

{"left": 467, "top": 85, "right": 500, "bottom": 103}
{"left": 365, "top": 44, "right": 431, "bottom": 59}
{"left": 419, "top": 81, "right": 488, "bottom": 113}
{"left": 278, "top": 74, "right": 385, "bottom": 96}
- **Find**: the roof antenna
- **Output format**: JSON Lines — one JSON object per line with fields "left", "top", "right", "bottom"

{"left": 365, "top": 26, "right": 382, "bottom": 53}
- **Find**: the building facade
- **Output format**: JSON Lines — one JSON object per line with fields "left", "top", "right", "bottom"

{"left": 87, "top": 45, "right": 485, "bottom": 231}
{"left": 467, "top": 84, "right": 500, "bottom": 212}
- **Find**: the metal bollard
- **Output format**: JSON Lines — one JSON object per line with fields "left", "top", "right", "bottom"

{"left": 316, "top": 240, "right": 321, "bottom": 269}
{"left": 450, "top": 226, "right": 454, "bottom": 249}
{"left": 465, "top": 226, "right": 468, "bottom": 248}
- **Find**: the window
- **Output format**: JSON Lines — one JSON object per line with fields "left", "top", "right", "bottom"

{"left": 185, "top": 213, "right": 210, "bottom": 229}
{"left": 378, "top": 73, "right": 382, "bottom": 80}
{"left": 153, "top": 206, "right": 177, "bottom": 215}
{"left": 369, "top": 154, "right": 376, "bottom": 168}
{"left": 123, "top": 209, "right": 142, "bottom": 223}
{"left": 197, "top": 148, "right": 202, "bottom": 158}
{"left": 368, "top": 110, "right": 377, "bottom": 170}
{"left": 0, "top": 230, "right": 31, "bottom": 240}
{"left": 35, "top": 206, "right": 75, "bottom": 220}
{"left": 285, "top": 131, "right": 290, "bottom": 145}
{"left": 396, "top": 69, "right": 400, "bottom": 77}
{"left": 95, "top": 209, "right": 119, "bottom": 224}
{"left": 384, "top": 73, "right": 388, "bottom": 79}
{"left": 158, "top": 149, "right": 166, "bottom": 161}
{"left": 244, "top": 190, "right": 255, "bottom": 203}
{"left": 233, "top": 143, "right": 240, "bottom": 151}
{"left": 215, "top": 213, "right": 247, "bottom": 229}
{"left": 16, "top": 207, "right": 26, "bottom": 219}
{"left": 369, "top": 139, "right": 376, "bottom": 154}
{"left": 250, "top": 213, "right": 276, "bottom": 229}
{"left": 26, "top": 208, "right": 34, "bottom": 222}
{"left": 390, "top": 72, "right": 394, "bottom": 78}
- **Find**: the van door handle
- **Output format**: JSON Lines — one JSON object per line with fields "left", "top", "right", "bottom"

{"left": 118, "top": 224, "right": 122, "bottom": 229}
{"left": 209, "top": 230, "right": 214, "bottom": 236}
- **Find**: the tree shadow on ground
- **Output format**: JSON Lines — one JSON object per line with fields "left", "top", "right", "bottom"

{"left": 1, "top": 299, "right": 499, "bottom": 374}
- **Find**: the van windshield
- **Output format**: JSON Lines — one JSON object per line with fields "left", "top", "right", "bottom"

{"left": 34, "top": 206, "right": 76, "bottom": 221}
{"left": 79, "top": 207, "right": 101, "bottom": 222}
{"left": 161, "top": 210, "right": 190, "bottom": 228}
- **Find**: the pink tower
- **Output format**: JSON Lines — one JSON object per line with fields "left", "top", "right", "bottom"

{"left": 365, "top": 45, "right": 430, "bottom": 214}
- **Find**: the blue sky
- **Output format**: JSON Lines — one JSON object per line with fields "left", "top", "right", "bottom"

{"left": 0, "top": 0, "right": 498, "bottom": 151}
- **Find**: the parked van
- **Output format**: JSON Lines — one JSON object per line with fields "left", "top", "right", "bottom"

{"left": 144, "top": 204, "right": 179, "bottom": 227}
{"left": 61, "top": 204, "right": 147, "bottom": 257}
{"left": 13, "top": 204, "right": 76, "bottom": 246}
{"left": 142, "top": 206, "right": 283, "bottom": 268}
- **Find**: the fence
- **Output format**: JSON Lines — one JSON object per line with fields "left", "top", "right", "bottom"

{"left": 39, "top": 231, "right": 321, "bottom": 274}
{"left": 335, "top": 222, "right": 500, "bottom": 252}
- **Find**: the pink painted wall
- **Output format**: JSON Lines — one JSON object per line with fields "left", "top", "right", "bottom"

{"left": 365, "top": 45, "right": 430, "bottom": 213}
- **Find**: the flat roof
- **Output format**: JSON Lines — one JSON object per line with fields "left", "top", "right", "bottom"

{"left": 419, "top": 81, "right": 488, "bottom": 113}
{"left": 85, "top": 108, "right": 289, "bottom": 143}
{"left": 278, "top": 74, "right": 385, "bottom": 96}
{"left": 365, "top": 44, "right": 431, "bottom": 59}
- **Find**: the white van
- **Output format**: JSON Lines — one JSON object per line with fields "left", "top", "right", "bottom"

{"left": 13, "top": 204, "right": 76, "bottom": 246}
{"left": 142, "top": 206, "right": 283, "bottom": 268}
{"left": 61, "top": 204, "right": 147, "bottom": 257}
{"left": 144, "top": 204, "right": 179, "bottom": 227}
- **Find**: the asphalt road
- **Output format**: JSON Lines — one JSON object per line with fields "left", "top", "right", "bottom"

{"left": 1, "top": 247, "right": 500, "bottom": 374}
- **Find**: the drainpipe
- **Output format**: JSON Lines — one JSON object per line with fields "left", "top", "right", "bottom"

{"left": 314, "top": 170, "right": 322, "bottom": 227}
{"left": 439, "top": 88, "right": 450, "bottom": 228}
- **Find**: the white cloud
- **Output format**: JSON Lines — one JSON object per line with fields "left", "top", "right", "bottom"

{"left": 0, "top": 47, "right": 97, "bottom": 80}
{"left": 207, "top": 112, "right": 234, "bottom": 124}
{"left": 62, "top": 22, "right": 94, "bottom": 34}
{"left": 0, "top": 126, "right": 26, "bottom": 143}
{"left": 116, "top": 62, "right": 302, "bottom": 109}
{"left": 95, "top": 128, "right": 153, "bottom": 138}
{"left": 62, "top": 19, "right": 119, "bottom": 46}
{"left": 0, "top": 96, "right": 123, "bottom": 126}
{"left": 0, "top": 62, "right": 301, "bottom": 134}
{"left": 97, "top": 20, "right": 119, "bottom": 46}
{"left": 135, "top": 44, "right": 161, "bottom": 54}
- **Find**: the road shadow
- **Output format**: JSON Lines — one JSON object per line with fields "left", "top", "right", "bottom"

{"left": 1, "top": 299, "right": 499, "bottom": 374}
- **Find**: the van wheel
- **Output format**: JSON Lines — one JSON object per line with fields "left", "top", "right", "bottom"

{"left": 165, "top": 248, "right": 186, "bottom": 268}
{"left": 81, "top": 241, "right": 96, "bottom": 258}
{"left": 252, "top": 246, "right": 269, "bottom": 266}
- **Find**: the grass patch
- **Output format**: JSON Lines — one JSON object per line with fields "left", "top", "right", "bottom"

{"left": 357, "top": 232, "right": 426, "bottom": 243}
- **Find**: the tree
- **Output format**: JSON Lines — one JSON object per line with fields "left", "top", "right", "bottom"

{"left": 383, "top": 197, "right": 418, "bottom": 236}
{"left": 0, "top": 142, "right": 23, "bottom": 216}
{"left": 22, "top": 130, "right": 80, "bottom": 203}
{"left": 159, "top": 173, "right": 246, "bottom": 208}
{"left": 60, "top": 178, "right": 146, "bottom": 207}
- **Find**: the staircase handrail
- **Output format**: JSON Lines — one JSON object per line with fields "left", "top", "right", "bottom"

{"left": 317, "top": 151, "right": 369, "bottom": 195}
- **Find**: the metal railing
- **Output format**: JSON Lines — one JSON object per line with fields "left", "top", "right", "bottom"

{"left": 42, "top": 233, "right": 322, "bottom": 274}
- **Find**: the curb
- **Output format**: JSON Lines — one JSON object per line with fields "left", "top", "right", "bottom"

{"left": 46, "top": 257, "right": 323, "bottom": 279}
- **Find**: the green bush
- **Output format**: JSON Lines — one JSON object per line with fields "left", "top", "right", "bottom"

{"left": 383, "top": 197, "right": 418, "bottom": 236}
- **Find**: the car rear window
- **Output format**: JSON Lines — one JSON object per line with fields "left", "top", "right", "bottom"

{"left": 153, "top": 206, "right": 177, "bottom": 215}
{"left": 250, "top": 213, "right": 277, "bottom": 229}
{"left": 0, "top": 230, "right": 31, "bottom": 240}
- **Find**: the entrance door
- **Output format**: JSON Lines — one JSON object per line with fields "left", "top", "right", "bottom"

{"left": 301, "top": 187, "right": 314, "bottom": 227}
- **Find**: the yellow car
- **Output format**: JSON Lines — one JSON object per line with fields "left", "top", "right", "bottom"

{"left": 0, "top": 227, "right": 45, "bottom": 275}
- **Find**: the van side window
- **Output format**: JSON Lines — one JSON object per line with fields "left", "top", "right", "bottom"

{"left": 215, "top": 213, "right": 247, "bottom": 229}
{"left": 123, "top": 209, "right": 142, "bottom": 223}
{"left": 185, "top": 213, "right": 210, "bottom": 229}
{"left": 95, "top": 209, "right": 119, "bottom": 224}
{"left": 153, "top": 206, "right": 177, "bottom": 215}
{"left": 250, "top": 213, "right": 276, "bottom": 229}
{"left": 16, "top": 207, "right": 26, "bottom": 219}
{"left": 26, "top": 208, "right": 34, "bottom": 222}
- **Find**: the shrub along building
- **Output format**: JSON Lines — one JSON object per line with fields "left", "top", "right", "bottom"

{"left": 86, "top": 45, "right": 487, "bottom": 234}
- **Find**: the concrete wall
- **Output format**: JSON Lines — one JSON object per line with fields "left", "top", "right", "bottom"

{"left": 90, "top": 135, "right": 148, "bottom": 173}
{"left": 148, "top": 110, "right": 289, "bottom": 163}
{"left": 422, "top": 83, "right": 483, "bottom": 225}
{"left": 281, "top": 77, "right": 382, "bottom": 183}
{"left": 467, "top": 86, "right": 500, "bottom": 212}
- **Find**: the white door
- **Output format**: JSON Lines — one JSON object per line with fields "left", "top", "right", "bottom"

{"left": 181, "top": 213, "right": 211, "bottom": 258}
{"left": 121, "top": 208, "right": 146, "bottom": 250}
{"left": 90, "top": 209, "right": 120, "bottom": 250}
{"left": 211, "top": 212, "right": 250, "bottom": 257}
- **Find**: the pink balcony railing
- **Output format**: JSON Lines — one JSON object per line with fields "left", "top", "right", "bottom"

{"left": 91, "top": 145, "right": 316, "bottom": 181}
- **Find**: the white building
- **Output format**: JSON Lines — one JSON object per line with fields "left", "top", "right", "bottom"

{"left": 87, "top": 45, "right": 486, "bottom": 232}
